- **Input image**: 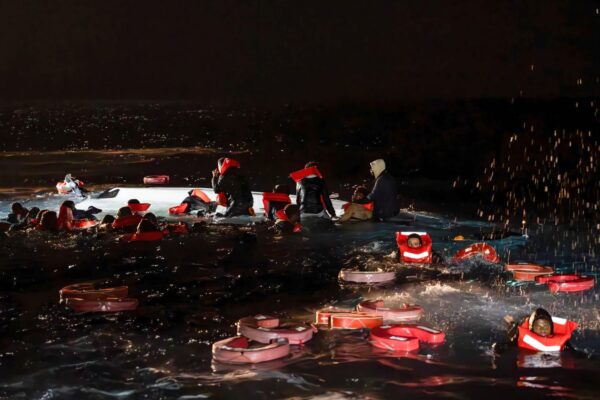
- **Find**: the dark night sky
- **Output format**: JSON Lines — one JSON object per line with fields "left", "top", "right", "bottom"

{"left": 0, "top": 0, "right": 598, "bottom": 103}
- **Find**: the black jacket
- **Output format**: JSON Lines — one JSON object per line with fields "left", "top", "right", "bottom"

{"left": 367, "top": 170, "right": 399, "bottom": 221}
{"left": 211, "top": 168, "right": 254, "bottom": 216}
{"left": 296, "top": 177, "right": 336, "bottom": 216}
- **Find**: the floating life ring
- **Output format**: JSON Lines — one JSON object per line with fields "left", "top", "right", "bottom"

{"left": 128, "top": 203, "right": 151, "bottom": 213}
{"left": 72, "top": 219, "right": 98, "bottom": 229}
{"left": 314, "top": 307, "right": 354, "bottom": 325}
{"left": 357, "top": 300, "right": 423, "bottom": 322}
{"left": 59, "top": 283, "right": 128, "bottom": 302}
{"left": 330, "top": 312, "right": 383, "bottom": 330}
{"left": 212, "top": 336, "right": 290, "bottom": 364}
{"left": 517, "top": 316, "right": 577, "bottom": 352}
{"left": 338, "top": 269, "right": 396, "bottom": 284}
{"left": 396, "top": 231, "right": 433, "bottom": 264}
{"left": 65, "top": 297, "right": 138, "bottom": 313}
{"left": 289, "top": 166, "right": 323, "bottom": 183}
{"left": 504, "top": 263, "right": 554, "bottom": 281}
{"left": 237, "top": 315, "right": 316, "bottom": 345}
{"left": 369, "top": 324, "right": 445, "bottom": 352}
{"left": 125, "top": 231, "right": 164, "bottom": 242}
{"left": 143, "top": 175, "right": 170, "bottom": 185}
{"left": 535, "top": 274, "right": 595, "bottom": 293}
{"left": 453, "top": 243, "right": 499, "bottom": 263}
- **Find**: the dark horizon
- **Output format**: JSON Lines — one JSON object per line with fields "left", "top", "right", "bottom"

{"left": 1, "top": 0, "right": 599, "bottom": 103}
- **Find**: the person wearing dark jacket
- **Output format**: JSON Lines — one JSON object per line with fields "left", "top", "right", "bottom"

{"left": 367, "top": 159, "right": 399, "bottom": 221}
{"left": 295, "top": 162, "right": 336, "bottom": 218}
{"left": 211, "top": 157, "right": 254, "bottom": 217}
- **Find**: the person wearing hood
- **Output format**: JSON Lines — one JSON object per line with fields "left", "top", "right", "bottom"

{"left": 294, "top": 162, "right": 336, "bottom": 219}
{"left": 367, "top": 159, "right": 399, "bottom": 221}
{"left": 211, "top": 157, "right": 254, "bottom": 217}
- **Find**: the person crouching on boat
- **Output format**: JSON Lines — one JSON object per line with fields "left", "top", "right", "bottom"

{"left": 295, "top": 161, "right": 336, "bottom": 219}
{"left": 211, "top": 157, "right": 254, "bottom": 217}
{"left": 339, "top": 186, "right": 373, "bottom": 222}
{"left": 367, "top": 159, "right": 399, "bottom": 221}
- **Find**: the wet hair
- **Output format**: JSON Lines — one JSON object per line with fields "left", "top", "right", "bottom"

{"left": 529, "top": 308, "right": 554, "bottom": 335}
{"left": 137, "top": 218, "right": 159, "bottom": 233}
{"left": 407, "top": 233, "right": 422, "bottom": 246}
{"left": 273, "top": 184, "right": 289, "bottom": 194}
{"left": 61, "top": 200, "right": 75, "bottom": 210}
{"left": 304, "top": 161, "right": 318, "bottom": 169}
{"left": 116, "top": 206, "right": 133, "bottom": 218}
{"left": 352, "top": 186, "right": 369, "bottom": 202}
{"left": 100, "top": 215, "right": 115, "bottom": 225}
{"left": 36, "top": 209, "right": 48, "bottom": 221}
{"left": 143, "top": 212, "right": 158, "bottom": 225}
{"left": 127, "top": 199, "right": 140, "bottom": 205}
{"left": 26, "top": 207, "right": 40, "bottom": 220}
{"left": 283, "top": 204, "right": 300, "bottom": 224}
{"left": 11, "top": 202, "right": 24, "bottom": 213}
{"left": 39, "top": 211, "right": 58, "bottom": 231}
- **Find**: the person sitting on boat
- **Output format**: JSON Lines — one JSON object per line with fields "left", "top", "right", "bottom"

{"left": 339, "top": 186, "right": 373, "bottom": 222}
{"left": 211, "top": 157, "right": 254, "bottom": 217}
{"left": 181, "top": 189, "right": 218, "bottom": 216}
{"left": 264, "top": 184, "right": 291, "bottom": 221}
{"left": 62, "top": 173, "right": 87, "bottom": 197}
{"left": 295, "top": 162, "right": 336, "bottom": 219}
{"left": 367, "top": 159, "right": 399, "bottom": 221}
{"left": 270, "top": 204, "right": 302, "bottom": 234}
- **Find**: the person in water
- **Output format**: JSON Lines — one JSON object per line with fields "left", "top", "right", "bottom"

{"left": 179, "top": 190, "right": 218, "bottom": 216}
{"left": 112, "top": 206, "right": 143, "bottom": 232}
{"left": 265, "top": 184, "right": 291, "bottom": 221}
{"left": 136, "top": 213, "right": 161, "bottom": 233}
{"left": 493, "top": 308, "right": 555, "bottom": 353}
{"left": 295, "top": 162, "right": 336, "bottom": 219}
{"left": 271, "top": 204, "right": 301, "bottom": 234}
{"left": 339, "top": 186, "right": 372, "bottom": 222}
{"left": 406, "top": 233, "right": 422, "bottom": 248}
{"left": 211, "top": 157, "right": 254, "bottom": 217}
{"left": 38, "top": 210, "right": 58, "bottom": 232}
{"left": 7, "top": 202, "right": 29, "bottom": 224}
{"left": 367, "top": 159, "right": 399, "bottom": 221}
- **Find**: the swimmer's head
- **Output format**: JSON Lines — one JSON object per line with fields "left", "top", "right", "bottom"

{"left": 117, "top": 206, "right": 133, "bottom": 218}
{"left": 283, "top": 204, "right": 300, "bottom": 224}
{"left": 407, "top": 233, "right": 422, "bottom": 248}
{"left": 40, "top": 211, "right": 58, "bottom": 231}
{"left": 143, "top": 212, "right": 158, "bottom": 225}
{"left": 27, "top": 207, "right": 40, "bottom": 220}
{"left": 127, "top": 199, "right": 140, "bottom": 205}
{"left": 529, "top": 308, "right": 554, "bottom": 337}
{"left": 137, "top": 218, "right": 158, "bottom": 233}
{"left": 11, "top": 202, "right": 24, "bottom": 214}
{"left": 61, "top": 200, "right": 75, "bottom": 210}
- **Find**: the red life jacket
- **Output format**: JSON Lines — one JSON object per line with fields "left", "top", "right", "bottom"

{"left": 72, "top": 219, "right": 97, "bottom": 229}
{"left": 275, "top": 209, "right": 302, "bottom": 233}
{"left": 163, "top": 223, "right": 189, "bottom": 235}
{"left": 396, "top": 232, "right": 433, "bottom": 264}
{"left": 262, "top": 192, "right": 291, "bottom": 214}
{"left": 191, "top": 189, "right": 211, "bottom": 203}
{"left": 453, "top": 243, "right": 499, "bottom": 263}
{"left": 219, "top": 158, "right": 240, "bottom": 175}
{"left": 342, "top": 202, "right": 374, "bottom": 212}
{"left": 517, "top": 316, "right": 577, "bottom": 352}
{"left": 216, "top": 192, "right": 228, "bottom": 207}
{"left": 57, "top": 206, "right": 73, "bottom": 231}
{"left": 112, "top": 214, "right": 143, "bottom": 230}
{"left": 289, "top": 166, "right": 323, "bottom": 183}
{"left": 128, "top": 203, "right": 151, "bottom": 213}
{"left": 169, "top": 203, "right": 189, "bottom": 215}
{"left": 127, "top": 231, "right": 164, "bottom": 242}
{"left": 169, "top": 189, "right": 211, "bottom": 214}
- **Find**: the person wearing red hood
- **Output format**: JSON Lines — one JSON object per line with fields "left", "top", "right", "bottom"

{"left": 295, "top": 161, "right": 336, "bottom": 219}
{"left": 211, "top": 157, "right": 254, "bottom": 217}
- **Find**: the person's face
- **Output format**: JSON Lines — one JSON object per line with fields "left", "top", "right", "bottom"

{"left": 532, "top": 319, "right": 552, "bottom": 337}
{"left": 407, "top": 238, "right": 422, "bottom": 248}
{"left": 354, "top": 192, "right": 365, "bottom": 201}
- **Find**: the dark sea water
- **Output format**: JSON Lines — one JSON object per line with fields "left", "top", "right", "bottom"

{"left": 0, "top": 103, "right": 599, "bottom": 399}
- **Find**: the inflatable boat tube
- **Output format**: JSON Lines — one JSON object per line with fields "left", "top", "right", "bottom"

{"left": 369, "top": 324, "right": 445, "bottom": 351}
{"left": 65, "top": 297, "right": 139, "bottom": 312}
{"left": 453, "top": 243, "right": 499, "bottom": 263}
{"left": 357, "top": 300, "right": 423, "bottom": 322}
{"left": 330, "top": 312, "right": 383, "bottom": 330}
{"left": 59, "top": 283, "right": 128, "bottom": 302}
{"left": 338, "top": 269, "right": 396, "bottom": 284}
{"left": 143, "top": 175, "right": 170, "bottom": 185}
{"left": 504, "top": 263, "right": 555, "bottom": 281}
{"left": 535, "top": 274, "right": 594, "bottom": 293}
{"left": 237, "top": 315, "right": 316, "bottom": 345}
{"left": 212, "top": 336, "right": 290, "bottom": 364}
